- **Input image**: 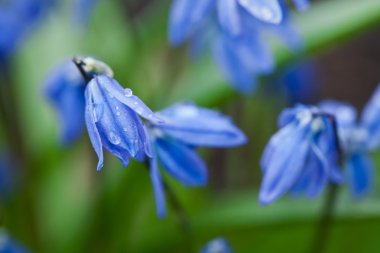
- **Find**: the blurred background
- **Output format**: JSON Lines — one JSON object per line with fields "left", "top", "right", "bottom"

{"left": 1, "top": 0, "right": 380, "bottom": 252}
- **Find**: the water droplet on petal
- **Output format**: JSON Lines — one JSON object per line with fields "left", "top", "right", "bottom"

{"left": 92, "top": 104, "right": 103, "bottom": 122}
{"left": 116, "top": 111, "right": 121, "bottom": 116}
{"left": 124, "top": 88, "right": 133, "bottom": 97}
{"left": 123, "top": 127, "right": 128, "bottom": 132}
{"left": 178, "top": 104, "right": 198, "bottom": 118}
{"left": 109, "top": 131, "right": 121, "bottom": 145}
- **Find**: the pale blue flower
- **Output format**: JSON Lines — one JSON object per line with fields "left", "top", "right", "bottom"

{"left": 84, "top": 74, "right": 162, "bottom": 171}
{"left": 260, "top": 105, "right": 342, "bottom": 204}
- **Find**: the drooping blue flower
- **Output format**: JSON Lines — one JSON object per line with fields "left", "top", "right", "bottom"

{"left": 0, "top": 230, "right": 29, "bottom": 253}
{"left": 200, "top": 238, "right": 234, "bottom": 253}
{"left": 82, "top": 66, "right": 162, "bottom": 171}
{"left": 44, "top": 60, "right": 87, "bottom": 145}
{"left": 0, "top": 0, "right": 52, "bottom": 63}
{"left": 168, "top": 0, "right": 304, "bottom": 92}
{"left": 260, "top": 105, "right": 342, "bottom": 204}
{"left": 318, "top": 85, "right": 380, "bottom": 197}
{"left": 146, "top": 102, "right": 247, "bottom": 217}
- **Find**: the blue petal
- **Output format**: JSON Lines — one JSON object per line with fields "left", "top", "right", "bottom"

{"left": 149, "top": 157, "right": 167, "bottom": 218}
{"left": 213, "top": 35, "right": 255, "bottom": 92}
{"left": 95, "top": 75, "right": 163, "bottom": 124}
{"left": 44, "top": 61, "right": 86, "bottom": 145}
{"left": 86, "top": 77, "right": 148, "bottom": 165}
{"left": 237, "top": 0, "right": 282, "bottom": 24}
{"left": 259, "top": 123, "right": 310, "bottom": 204}
{"left": 217, "top": 0, "right": 241, "bottom": 36}
{"left": 361, "top": 84, "right": 380, "bottom": 149}
{"left": 155, "top": 102, "right": 247, "bottom": 147}
{"left": 84, "top": 86, "right": 104, "bottom": 171}
{"left": 293, "top": 0, "right": 310, "bottom": 11}
{"left": 347, "top": 153, "right": 374, "bottom": 198}
{"left": 168, "top": 0, "right": 214, "bottom": 45}
{"left": 291, "top": 151, "right": 327, "bottom": 198}
{"left": 319, "top": 100, "right": 357, "bottom": 128}
{"left": 155, "top": 138, "right": 207, "bottom": 186}
{"left": 314, "top": 118, "right": 343, "bottom": 184}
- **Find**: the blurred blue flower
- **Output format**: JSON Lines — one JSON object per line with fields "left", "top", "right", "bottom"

{"left": 84, "top": 73, "right": 162, "bottom": 171}
{"left": 200, "top": 237, "right": 234, "bottom": 253}
{"left": 168, "top": 0, "right": 304, "bottom": 92}
{"left": 260, "top": 105, "right": 342, "bottom": 204}
{"left": 73, "top": 0, "right": 101, "bottom": 26}
{"left": 146, "top": 102, "right": 247, "bottom": 217}
{"left": 44, "top": 60, "right": 87, "bottom": 145}
{"left": 0, "top": 230, "right": 29, "bottom": 253}
{"left": 0, "top": 0, "right": 52, "bottom": 64}
{"left": 319, "top": 85, "right": 380, "bottom": 197}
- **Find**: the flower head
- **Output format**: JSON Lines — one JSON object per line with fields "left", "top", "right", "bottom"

{"left": 146, "top": 102, "right": 246, "bottom": 217}
{"left": 85, "top": 74, "right": 162, "bottom": 171}
{"left": 260, "top": 105, "right": 342, "bottom": 204}
{"left": 168, "top": 0, "right": 303, "bottom": 92}
{"left": 200, "top": 238, "right": 234, "bottom": 253}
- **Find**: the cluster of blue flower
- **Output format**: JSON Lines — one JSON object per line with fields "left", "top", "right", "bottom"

{"left": 169, "top": 0, "right": 309, "bottom": 92}
{"left": 4, "top": 0, "right": 380, "bottom": 251}
{"left": 45, "top": 56, "right": 247, "bottom": 217}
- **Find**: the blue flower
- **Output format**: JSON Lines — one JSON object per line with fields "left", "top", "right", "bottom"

{"left": 146, "top": 102, "right": 247, "bottom": 217}
{"left": 260, "top": 105, "right": 342, "bottom": 204}
{"left": 168, "top": 0, "right": 303, "bottom": 92}
{"left": 81, "top": 60, "right": 162, "bottom": 171}
{"left": 319, "top": 85, "right": 380, "bottom": 197}
{"left": 200, "top": 238, "right": 234, "bottom": 253}
{"left": 0, "top": 0, "right": 52, "bottom": 63}
{"left": 0, "top": 230, "right": 29, "bottom": 253}
{"left": 44, "top": 60, "right": 87, "bottom": 145}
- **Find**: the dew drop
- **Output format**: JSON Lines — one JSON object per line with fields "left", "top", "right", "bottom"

{"left": 123, "top": 127, "right": 128, "bottom": 132}
{"left": 124, "top": 88, "right": 133, "bottom": 97}
{"left": 109, "top": 131, "right": 121, "bottom": 145}
{"left": 92, "top": 104, "right": 103, "bottom": 122}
